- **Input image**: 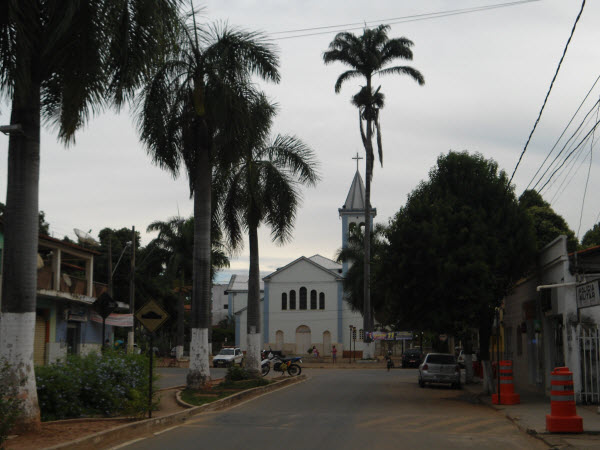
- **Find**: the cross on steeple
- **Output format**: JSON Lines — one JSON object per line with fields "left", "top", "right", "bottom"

{"left": 352, "top": 152, "right": 363, "bottom": 172}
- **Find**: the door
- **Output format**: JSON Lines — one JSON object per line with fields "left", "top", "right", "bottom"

{"left": 295, "top": 325, "right": 311, "bottom": 355}
{"left": 323, "top": 331, "right": 331, "bottom": 356}
{"left": 276, "top": 330, "right": 284, "bottom": 351}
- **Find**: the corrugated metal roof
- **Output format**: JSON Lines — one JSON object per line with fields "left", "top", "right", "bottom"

{"left": 225, "top": 274, "right": 264, "bottom": 293}
{"left": 308, "top": 254, "right": 342, "bottom": 271}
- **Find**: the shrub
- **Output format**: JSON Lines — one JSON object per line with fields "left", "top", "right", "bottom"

{"left": 0, "top": 358, "right": 24, "bottom": 446}
{"left": 36, "top": 349, "right": 155, "bottom": 421}
{"left": 224, "top": 366, "right": 251, "bottom": 383}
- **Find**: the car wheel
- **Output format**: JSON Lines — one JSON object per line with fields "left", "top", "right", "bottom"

{"left": 419, "top": 378, "right": 425, "bottom": 388}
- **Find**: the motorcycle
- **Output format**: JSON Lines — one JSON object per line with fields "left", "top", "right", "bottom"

{"left": 261, "top": 350, "right": 302, "bottom": 377}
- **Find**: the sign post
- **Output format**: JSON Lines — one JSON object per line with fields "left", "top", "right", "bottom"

{"left": 135, "top": 299, "right": 170, "bottom": 418}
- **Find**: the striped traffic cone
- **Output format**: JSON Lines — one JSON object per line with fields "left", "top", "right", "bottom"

{"left": 492, "top": 360, "right": 520, "bottom": 405}
{"left": 546, "top": 367, "right": 583, "bottom": 433}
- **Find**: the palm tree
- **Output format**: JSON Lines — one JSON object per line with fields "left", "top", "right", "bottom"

{"left": 219, "top": 94, "right": 319, "bottom": 376}
{"left": 0, "top": 0, "right": 181, "bottom": 428}
{"left": 323, "top": 25, "right": 424, "bottom": 354}
{"left": 136, "top": 16, "right": 279, "bottom": 387}
{"left": 147, "top": 216, "right": 229, "bottom": 359}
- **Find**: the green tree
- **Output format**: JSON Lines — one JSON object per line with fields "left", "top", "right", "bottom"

{"left": 147, "top": 216, "right": 229, "bottom": 358}
{"left": 518, "top": 190, "right": 578, "bottom": 252}
{"left": 581, "top": 223, "right": 600, "bottom": 249}
{"left": 0, "top": 202, "right": 49, "bottom": 235}
{"left": 0, "top": 0, "right": 181, "bottom": 427}
{"left": 382, "top": 151, "right": 535, "bottom": 388}
{"left": 220, "top": 95, "right": 319, "bottom": 376}
{"left": 323, "top": 25, "right": 424, "bottom": 352}
{"left": 136, "top": 15, "right": 279, "bottom": 387}
{"left": 336, "top": 223, "right": 389, "bottom": 325}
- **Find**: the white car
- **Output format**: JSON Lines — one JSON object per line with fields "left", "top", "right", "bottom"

{"left": 213, "top": 347, "right": 244, "bottom": 367}
{"left": 457, "top": 350, "right": 477, "bottom": 368}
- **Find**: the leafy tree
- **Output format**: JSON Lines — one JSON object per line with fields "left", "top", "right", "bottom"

{"left": 136, "top": 15, "right": 279, "bottom": 387}
{"left": 382, "top": 151, "right": 535, "bottom": 388}
{"left": 323, "top": 25, "right": 424, "bottom": 349}
{"left": 336, "top": 223, "right": 390, "bottom": 325}
{"left": 518, "top": 190, "right": 577, "bottom": 252}
{"left": 581, "top": 223, "right": 600, "bottom": 249}
{"left": 0, "top": 0, "right": 181, "bottom": 427}
{"left": 220, "top": 94, "right": 319, "bottom": 376}
{"left": 147, "top": 216, "right": 229, "bottom": 358}
{"left": 0, "top": 202, "right": 49, "bottom": 235}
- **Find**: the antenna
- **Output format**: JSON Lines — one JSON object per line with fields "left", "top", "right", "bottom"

{"left": 74, "top": 228, "right": 99, "bottom": 245}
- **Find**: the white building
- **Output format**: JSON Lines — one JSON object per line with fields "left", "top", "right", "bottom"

{"left": 235, "top": 169, "right": 372, "bottom": 357}
{"left": 211, "top": 283, "right": 229, "bottom": 326}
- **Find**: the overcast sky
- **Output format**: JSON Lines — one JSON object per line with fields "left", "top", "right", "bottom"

{"left": 1, "top": 0, "right": 599, "bottom": 281}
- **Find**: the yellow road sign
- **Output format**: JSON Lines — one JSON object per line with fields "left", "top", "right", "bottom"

{"left": 135, "top": 300, "right": 169, "bottom": 333}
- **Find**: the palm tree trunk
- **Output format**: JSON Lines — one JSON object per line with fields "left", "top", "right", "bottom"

{"left": 246, "top": 220, "right": 261, "bottom": 377}
{"left": 362, "top": 78, "right": 374, "bottom": 359}
{"left": 0, "top": 75, "right": 42, "bottom": 430}
{"left": 176, "top": 275, "right": 184, "bottom": 359}
{"left": 187, "top": 147, "right": 212, "bottom": 388}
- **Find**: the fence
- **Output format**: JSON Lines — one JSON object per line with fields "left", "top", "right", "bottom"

{"left": 578, "top": 326, "right": 600, "bottom": 404}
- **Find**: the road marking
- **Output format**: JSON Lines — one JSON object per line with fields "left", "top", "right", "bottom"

{"left": 451, "top": 417, "right": 504, "bottom": 433}
{"left": 154, "top": 425, "right": 180, "bottom": 435}
{"left": 415, "top": 415, "right": 474, "bottom": 431}
{"left": 109, "top": 437, "right": 147, "bottom": 449}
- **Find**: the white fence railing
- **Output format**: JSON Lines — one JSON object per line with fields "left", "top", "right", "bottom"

{"left": 578, "top": 326, "right": 600, "bottom": 404}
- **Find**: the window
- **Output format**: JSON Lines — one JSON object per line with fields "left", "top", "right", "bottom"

{"left": 359, "top": 329, "right": 364, "bottom": 341}
{"left": 281, "top": 292, "right": 287, "bottom": 310}
{"left": 310, "top": 290, "right": 317, "bottom": 309}
{"left": 223, "top": 305, "right": 228, "bottom": 310}
{"left": 319, "top": 292, "right": 325, "bottom": 309}
{"left": 289, "top": 290, "right": 296, "bottom": 310}
{"left": 299, "top": 287, "right": 307, "bottom": 310}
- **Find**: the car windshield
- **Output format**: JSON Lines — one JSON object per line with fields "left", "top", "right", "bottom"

{"left": 427, "top": 354, "right": 455, "bottom": 364}
{"left": 219, "top": 349, "right": 235, "bottom": 355}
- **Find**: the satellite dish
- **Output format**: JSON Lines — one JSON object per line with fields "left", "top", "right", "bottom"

{"left": 74, "top": 228, "right": 99, "bottom": 245}
{"left": 37, "top": 254, "right": 44, "bottom": 270}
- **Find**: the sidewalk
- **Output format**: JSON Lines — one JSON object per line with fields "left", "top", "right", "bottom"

{"left": 462, "top": 379, "right": 600, "bottom": 448}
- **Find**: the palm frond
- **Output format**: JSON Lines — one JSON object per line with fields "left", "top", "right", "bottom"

{"left": 376, "top": 66, "right": 424, "bottom": 85}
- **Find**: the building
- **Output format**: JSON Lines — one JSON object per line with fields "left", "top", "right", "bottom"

{"left": 234, "top": 169, "right": 371, "bottom": 357}
{"left": 502, "top": 234, "right": 600, "bottom": 403}
{"left": 0, "top": 222, "right": 131, "bottom": 365}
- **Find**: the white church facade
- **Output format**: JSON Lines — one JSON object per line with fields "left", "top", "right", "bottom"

{"left": 234, "top": 168, "right": 376, "bottom": 357}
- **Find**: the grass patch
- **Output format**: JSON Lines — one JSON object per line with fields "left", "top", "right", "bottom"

{"left": 181, "top": 378, "right": 271, "bottom": 407}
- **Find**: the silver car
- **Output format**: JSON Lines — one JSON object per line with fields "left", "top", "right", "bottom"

{"left": 418, "top": 353, "right": 461, "bottom": 389}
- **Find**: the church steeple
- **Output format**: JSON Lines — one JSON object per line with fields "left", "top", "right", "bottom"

{"left": 339, "top": 163, "right": 376, "bottom": 275}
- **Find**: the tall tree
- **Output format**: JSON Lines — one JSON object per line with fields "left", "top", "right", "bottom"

{"left": 382, "top": 151, "right": 536, "bottom": 389}
{"left": 136, "top": 16, "right": 279, "bottom": 387}
{"left": 0, "top": 0, "right": 181, "bottom": 428}
{"left": 323, "top": 25, "right": 424, "bottom": 354}
{"left": 147, "top": 216, "right": 229, "bottom": 358}
{"left": 581, "top": 223, "right": 600, "bottom": 249}
{"left": 219, "top": 94, "right": 319, "bottom": 376}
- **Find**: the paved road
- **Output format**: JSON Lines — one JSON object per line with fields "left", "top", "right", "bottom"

{"left": 132, "top": 369, "right": 548, "bottom": 449}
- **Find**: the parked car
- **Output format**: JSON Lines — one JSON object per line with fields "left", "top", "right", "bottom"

{"left": 418, "top": 353, "right": 461, "bottom": 389}
{"left": 212, "top": 347, "right": 244, "bottom": 368}
{"left": 401, "top": 348, "right": 423, "bottom": 368}
{"left": 457, "top": 350, "right": 477, "bottom": 368}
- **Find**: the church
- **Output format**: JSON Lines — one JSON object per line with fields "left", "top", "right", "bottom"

{"left": 234, "top": 167, "right": 375, "bottom": 357}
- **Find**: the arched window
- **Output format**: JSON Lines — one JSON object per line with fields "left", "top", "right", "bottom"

{"left": 281, "top": 292, "right": 287, "bottom": 310}
{"left": 319, "top": 292, "right": 325, "bottom": 310}
{"left": 310, "top": 290, "right": 317, "bottom": 309}
{"left": 359, "top": 329, "right": 364, "bottom": 341}
{"left": 289, "top": 290, "right": 296, "bottom": 310}
{"left": 299, "top": 287, "right": 307, "bottom": 310}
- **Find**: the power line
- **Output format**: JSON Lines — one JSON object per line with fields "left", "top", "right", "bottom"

{"left": 272, "top": 0, "right": 541, "bottom": 41}
{"left": 576, "top": 101, "right": 597, "bottom": 238}
{"left": 526, "top": 73, "right": 600, "bottom": 191}
{"left": 508, "top": 0, "right": 586, "bottom": 186}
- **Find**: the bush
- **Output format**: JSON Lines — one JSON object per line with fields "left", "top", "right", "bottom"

{"left": 0, "top": 358, "right": 24, "bottom": 446}
{"left": 36, "top": 349, "right": 155, "bottom": 421}
{"left": 224, "top": 366, "right": 251, "bottom": 383}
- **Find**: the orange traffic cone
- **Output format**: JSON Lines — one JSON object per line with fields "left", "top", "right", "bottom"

{"left": 546, "top": 367, "right": 583, "bottom": 433}
{"left": 492, "top": 360, "right": 520, "bottom": 405}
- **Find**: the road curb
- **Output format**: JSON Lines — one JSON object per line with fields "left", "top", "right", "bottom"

{"left": 45, "top": 375, "right": 306, "bottom": 450}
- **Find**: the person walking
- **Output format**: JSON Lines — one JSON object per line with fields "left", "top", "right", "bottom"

{"left": 332, "top": 345, "right": 337, "bottom": 364}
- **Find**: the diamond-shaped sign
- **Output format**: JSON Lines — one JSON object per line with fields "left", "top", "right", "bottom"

{"left": 135, "top": 299, "right": 169, "bottom": 333}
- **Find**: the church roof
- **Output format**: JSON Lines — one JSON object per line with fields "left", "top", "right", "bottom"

{"left": 342, "top": 170, "right": 366, "bottom": 210}
{"left": 263, "top": 255, "right": 344, "bottom": 281}
{"left": 225, "top": 274, "right": 264, "bottom": 294}
{"left": 308, "top": 254, "right": 342, "bottom": 271}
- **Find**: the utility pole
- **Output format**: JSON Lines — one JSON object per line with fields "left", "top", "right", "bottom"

{"left": 107, "top": 239, "right": 113, "bottom": 297}
{"left": 127, "top": 226, "right": 136, "bottom": 353}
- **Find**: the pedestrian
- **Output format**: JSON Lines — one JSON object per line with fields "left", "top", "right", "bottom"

{"left": 332, "top": 345, "right": 337, "bottom": 364}
{"left": 312, "top": 345, "right": 319, "bottom": 358}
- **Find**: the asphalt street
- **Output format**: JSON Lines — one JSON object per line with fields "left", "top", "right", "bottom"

{"left": 135, "top": 369, "right": 548, "bottom": 450}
